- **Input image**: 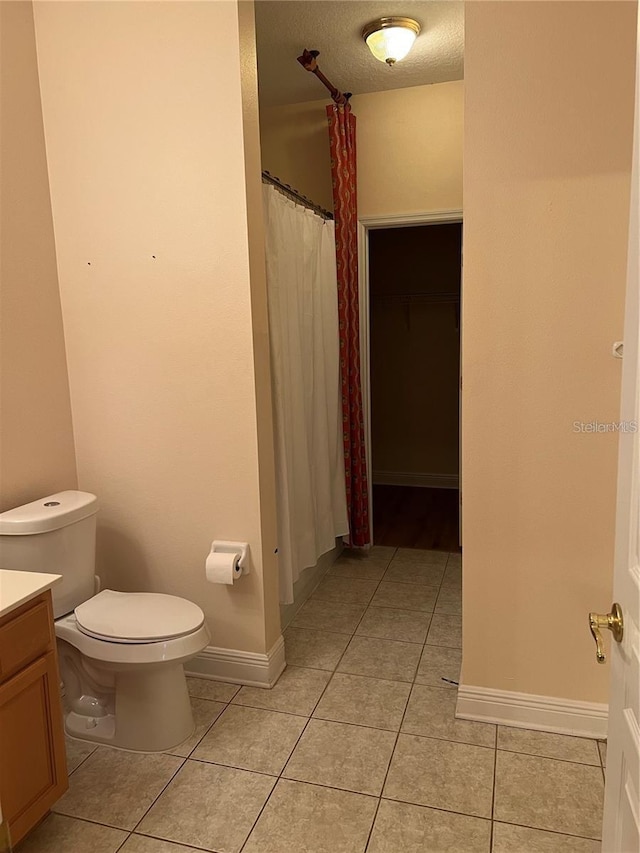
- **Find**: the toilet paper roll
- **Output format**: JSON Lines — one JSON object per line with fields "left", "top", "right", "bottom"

{"left": 206, "top": 550, "right": 242, "bottom": 585}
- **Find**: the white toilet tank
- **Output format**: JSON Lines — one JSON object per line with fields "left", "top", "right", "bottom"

{"left": 0, "top": 491, "right": 98, "bottom": 618}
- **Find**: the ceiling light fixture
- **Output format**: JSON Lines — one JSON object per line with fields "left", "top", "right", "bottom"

{"left": 362, "top": 16, "right": 421, "bottom": 66}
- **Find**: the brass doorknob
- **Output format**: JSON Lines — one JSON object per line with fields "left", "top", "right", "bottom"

{"left": 588, "top": 603, "right": 624, "bottom": 664}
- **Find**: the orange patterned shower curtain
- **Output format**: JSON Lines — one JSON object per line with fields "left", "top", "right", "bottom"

{"left": 326, "top": 103, "right": 371, "bottom": 547}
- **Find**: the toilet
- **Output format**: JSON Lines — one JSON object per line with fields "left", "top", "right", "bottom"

{"left": 0, "top": 491, "right": 210, "bottom": 752}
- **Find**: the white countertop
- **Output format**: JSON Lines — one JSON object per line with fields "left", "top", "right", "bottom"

{"left": 0, "top": 569, "right": 61, "bottom": 619}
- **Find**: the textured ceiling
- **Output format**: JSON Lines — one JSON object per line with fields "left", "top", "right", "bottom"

{"left": 255, "top": 0, "right": 464, "bottom": 108}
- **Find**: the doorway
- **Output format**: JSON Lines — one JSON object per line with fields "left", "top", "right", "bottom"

{"left": 360, "top": 215, "right": 463, "bottom": 550}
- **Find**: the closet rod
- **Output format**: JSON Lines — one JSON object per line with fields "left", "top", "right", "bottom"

{"left": 375, "top": 292, "right": 460, "bottom": 304}
{"left": 262, "top": 171, "right": 334, "bottom": 221}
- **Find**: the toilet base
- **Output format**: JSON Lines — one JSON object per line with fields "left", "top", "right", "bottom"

{"left": 58, "top": 639, "right": 198, "bottom": 752}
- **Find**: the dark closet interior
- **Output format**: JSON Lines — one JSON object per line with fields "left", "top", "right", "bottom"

{"left": 369, "top": 222, "right": 462, "bottom": 550}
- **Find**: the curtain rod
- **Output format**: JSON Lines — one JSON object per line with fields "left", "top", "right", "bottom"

{"left": 296, "top": 49, "right": 352, "bottom": 105}
{"left": 262, "top": 171, "right": 334, "bottom": 221}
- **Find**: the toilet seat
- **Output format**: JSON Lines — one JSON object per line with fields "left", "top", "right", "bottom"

{"left": 56, "top": 612, "right": 210, "bottom": 665}
{"left": 75, "top": 589, "right": 205, "bottom": 643}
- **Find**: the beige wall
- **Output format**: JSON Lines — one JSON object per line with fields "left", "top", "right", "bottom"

{"left": 259, "top": 100, "right": 334, "bottom": 213}
{"left": 462, "top": 1, "right": 636, "bottom": 702}
{"left": 237, "top": 0, "right": 281, "bottom": 648}
{"left": 33, "top": 0, "right": 280, "bottom": 654}
{"left": 352, "top": 82, "right": 463, "bottom": 218}
{"left": 259, "top": 80, "right": 463, "bottom": 217}
{"left": 0, "top": 0, "right": 77, "bottom": 512}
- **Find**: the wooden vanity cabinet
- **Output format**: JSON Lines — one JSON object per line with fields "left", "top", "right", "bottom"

{"left": 0, "top": 591, "right": 68, "bottom": 846}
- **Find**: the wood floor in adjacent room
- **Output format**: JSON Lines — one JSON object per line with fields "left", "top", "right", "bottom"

{"left": 372, "top": 485, "right": 461, "bottom": 551}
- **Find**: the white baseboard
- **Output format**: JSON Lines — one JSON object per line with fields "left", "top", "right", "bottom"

{"left": 373, "top": 471, "right": 459, "bottom": 489}
{"left": 185, "top": 635, "right": 286, "bottom": 689}
{"left": 456, "top": 684, "right": 608, "bottom": 739}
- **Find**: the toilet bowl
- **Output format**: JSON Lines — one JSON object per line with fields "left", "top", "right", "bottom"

{"left": 0, "top": 492, "right": 210, "bottom": 752}
{"left": 56, "top": 589, "right": 210, "bottom": 751}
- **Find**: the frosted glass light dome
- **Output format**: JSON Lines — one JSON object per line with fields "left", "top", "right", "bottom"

{"left": 362, "top": 17, "right": 421, "bottom": 66}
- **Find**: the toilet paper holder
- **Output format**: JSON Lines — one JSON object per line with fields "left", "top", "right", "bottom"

{"left": 210, "top": 540, "right": 250, "bottom": 575}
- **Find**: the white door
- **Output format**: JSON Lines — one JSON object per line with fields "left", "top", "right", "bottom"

{"left": 601, "top": 13, "right": 640, "bottom": 851}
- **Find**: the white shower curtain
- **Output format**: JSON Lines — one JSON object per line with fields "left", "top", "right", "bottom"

{"left": 263, "top": 185, "right": 349, "bottom": 604}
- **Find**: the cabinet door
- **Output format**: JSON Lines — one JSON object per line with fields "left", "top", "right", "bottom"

{"left": 0, "top": 652, "right": 68, "bottom": 845}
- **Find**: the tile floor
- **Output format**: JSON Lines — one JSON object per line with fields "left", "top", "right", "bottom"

{"left": 19, "top": 547, "right": 606, "bottom": 853}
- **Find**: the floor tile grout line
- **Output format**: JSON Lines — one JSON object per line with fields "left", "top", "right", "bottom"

{"left": 495, "top": 746, "right": 605, "bottom": 768}
{"left": 65, "top": 742, "right": 99, "bottom": 778}
{"left": 240, "top": 593, "right": 364, "bottom": 853}
{"left": 354, "top": 626, "right": 431, "bottom": 645}
{"left": 418, "top": 550, "right": 460, "bottom": 671}
{"left": 114, "top": 829, "right": 132, "bottom": 853}
{"left": 173, "top": 701, "right": 234, "bottom": 761}
{"left": 368, "top": 551, "right": 484, "bottom": 841}
{"left": 295, "top": 548, "right": 462, "bottom": 626}
{"left": 236, "top": 773, "right": 279, "bottom": 853}
{"left": 286, "top": 638, "right": 464, "bottom": 665}
{"left": 244, "top": 776, "right": 398, "bottom": 810}
{"left": 284, "top": 624, "right": 356, "bottom": 638}
{"left": 56, "top": 788, "right": 540, "bottom": 845}
{"left": 128, "top": 754, "right": 189, "bottom": 835}
{"left": 133, "top": 827, "right": 218, "bottom": 852}
{"left": 238, "top": 553, "right": 393, "bottom": 853}
{"left": 405, "top": 549, "right": 456, "bottom": 689}
{"left": 49, "top": 809, "right": 131, "bottom": 835}
{"left": 53, "top": 788, "right": 603, "bottom": 849}
{"left": 303, "top": 550, "right": 394, "bottom": 711}
{"left": 226, "top": 674, "right": 497, "bottom": 744}
{"left": 311, "top": 725, "right": 493, "bottom": 753}
{"left": 326, "top": 550, "right": 400, "bottom": 663}
{"left": 237, "top": 553, "right": 399, "bottom": 723}
{"left": 194, "top": 690, "right": 316, "bottom": 778}
{"left": 414, "top": 681, "right": 461, "bottom": 692}
{"left": 186, "top": 754, "right": 282, "bottom": 780}
{"left": 238, "top": 777, "right": 383, "bottom": 853}
{"left": 331, "top": 577, "right": 445, "bottom": 588}
{"left": 226, "top": 698, "right": 313, "bottom": 719}
{"left": 489, "top": 737, "right": 499, "bottom": 848}
{"left": 186, "top": 691, "right": 240, "bottom": 703}
{"left": 327, "top": 548, "right": 447, "bottom": 586}
{"left": 184, "top": 705, "right": 602, "bottom": 807}
{"left": 598, "top": 741, "right": 607, "bottom": 783}
{"left": 406, "top": 558, "right": 464, "bottom": 725}
{"left": 364, "top": 550, "right": 455, "bottom": 851}
{"left": 490, "top": 817, "right": 603, "bottom": 843}
{"left": 157, "top": 696, "right": 231, "bottom": 759}
{"left": 310, "top": 709, "right": 409, "bottom": 734}
{"left": 130, "top": 832, "right": 210, "bottom": 853}
{"left": 379, "top": 794, "right": 492, "bottom": 823}
{"left": 291, "top": 550, "right": 394, "bottom": 632}
{"left": 278, "top": 773, "right": 389, "bottom": 801}
{"left": 238, "top": 630, "right": 352, "bottom": 851}
{"left": 239, "top": 548, "right": 400, "bottom": 853}
{"left": 185, "top": 682, "right": 241, "bottom": 704}
{"left": 328, "top": 549, "right": 459, "bottom": 686}
{"left": 47, "top": 812, "right": 136, "bottom": 835}
{"left": 363, "top": 654, "right": 416, "bottom": 853}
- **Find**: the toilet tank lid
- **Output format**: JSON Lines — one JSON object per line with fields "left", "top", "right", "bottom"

{"left": 0, "top": 491, "right": 98, "bottom": 535}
